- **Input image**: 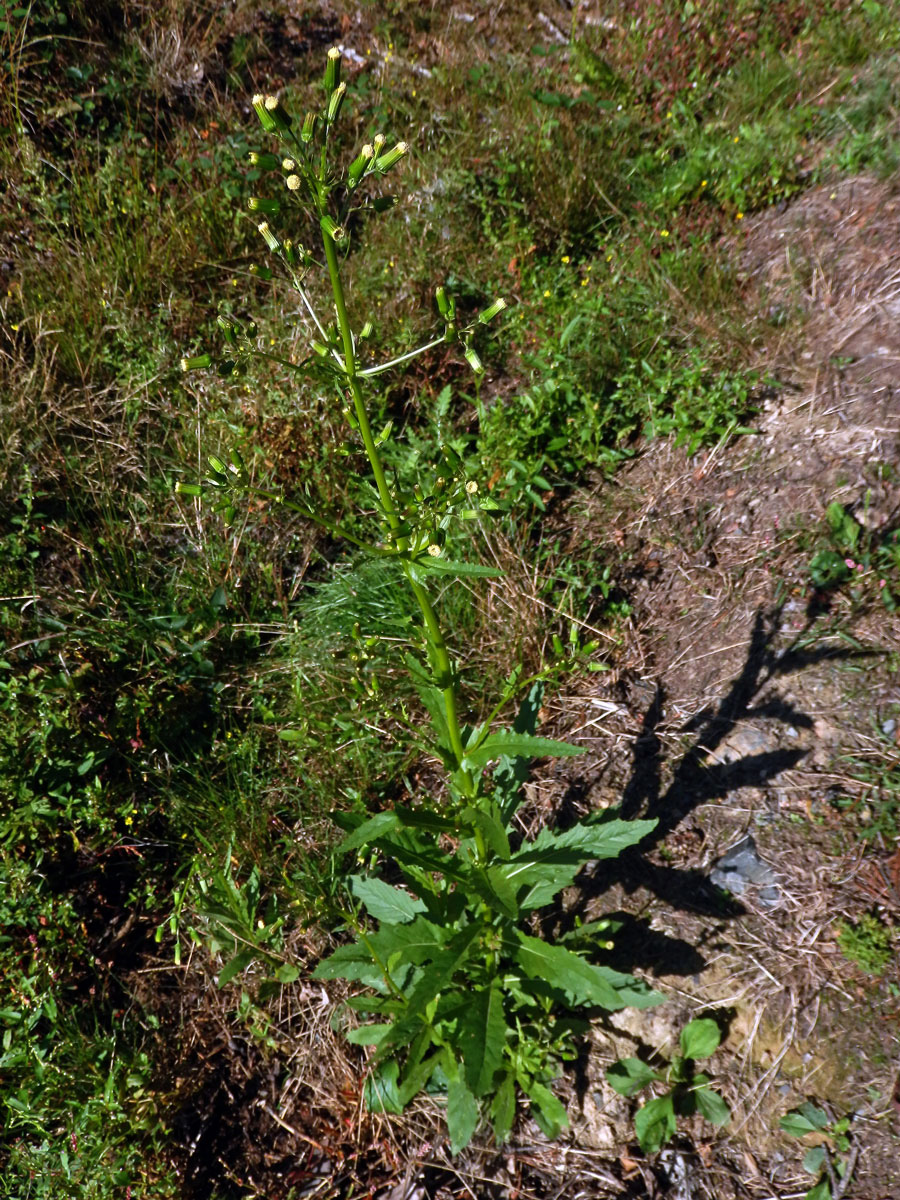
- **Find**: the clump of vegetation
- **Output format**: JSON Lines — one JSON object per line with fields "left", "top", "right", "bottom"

{"left": 836, "top": 912, "right": 895, "bottom": 975}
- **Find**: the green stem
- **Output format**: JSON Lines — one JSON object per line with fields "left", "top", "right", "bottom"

{"left": 317, "top": 196, "right": 474, "bottom": 797}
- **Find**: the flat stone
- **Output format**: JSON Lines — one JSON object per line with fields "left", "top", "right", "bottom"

{"left": 710, "top": 835, "right": 780, "bottom": 908}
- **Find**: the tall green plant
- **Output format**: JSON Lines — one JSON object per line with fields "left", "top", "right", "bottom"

{"left": 178, "top": 51, "right": 660, "bottom": 1152}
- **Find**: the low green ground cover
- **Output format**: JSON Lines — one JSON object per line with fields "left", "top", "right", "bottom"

{"left": 2, "top": 0, "right": 899, "bottom": 1190}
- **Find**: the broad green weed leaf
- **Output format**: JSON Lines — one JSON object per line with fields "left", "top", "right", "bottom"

{"left": 464, "top": 731, "right": 582, "bottom": 769}
{"left": 606, "top": 1057, "right": 660, "bottom": 1097}
{"left": 802, "top": 1146, "right": 827, "bottom": 1174}
{"left": 694, "top": 1086, "right": 731, "bottom": 1126}
{"left": 336, "top": 810, "right": 400, "bottom": 853}
{"left": 634, "top": 1094, "right": 676, "bottom": 1154}
{"left": 417, "top": 558, "right": 503, "bottom": 578}
{"left": 447, "top": 1076, "right": 480, "bottom": 1154}
{"left": 345, "top": 1024, "right": 392, "bottom": 1046}
{"left": 365, "top": 1059, "right": 403, "bottom": 1114}
{"left": 311, "top": 940, "right": 387, "bottom": 989}
{"left": 462, "top": 801, "right": 510, "bottom": 859}
{"left": 526, "top": 1081, "right": 568, "bottom": 1139}
{"left": 780, "top": 1103, "right": 829, "bottom": 1137}
{"left": 503, "top": 817, "right": 657, "bottom": 909}
{"left": 458, "top": 982, "right": 507, "bottom": 1097}
{"left": 398, "top": 1049, "right": 443, "bottom": 1108}
{"left": 679, "top": 1018, "right": 721, "bottom": 1060}
{"left": 367, "top": 915, "right": 446, "bottom": 968}
{"left": 467, "top": 865, "right": 520, "bottom": 919}
{"left": 217, "top": 947, "right": 255, "bottom": 987}
{"left": 509, "top": 932, "right": 625, "bottom": 1010}
{"left": 490, "top": 1072, "right": 517, "bottom": 1144}
{"left": 350, "top": 875, "right": 427, "bottom": 923}
{"left": 805, "top": 1180, "right": 832, "bottom": 1200}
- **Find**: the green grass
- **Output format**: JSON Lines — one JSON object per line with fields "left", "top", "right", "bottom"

{"left": 3, "top": 0, "right": 900, "bottom": 1187}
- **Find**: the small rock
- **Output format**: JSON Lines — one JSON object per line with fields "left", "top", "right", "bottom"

{"left": 882, "top": 718, "right": 896, "bottom": 736}
{"left": 710, "top": 835, "right": 780, "bottom": 908}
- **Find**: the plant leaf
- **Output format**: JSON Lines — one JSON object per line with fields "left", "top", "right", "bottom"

{"left": 802, "top": 1146, "right": 827, "bottom": 1175}
{"left": 447, "top": 1076, "right": 480, "bottom": 1154}
{"left": 606, "top": 1057, "right": 660, "bottom": 1097}
{"left": 336, "top": 810, "right": 400, "bottom": 853}
{"left": 311, "top": 939, "right": 388, "bottom": 989}
{"left": 457, "top": 982, "right": 507, "bottom": 1097}
{"left": 502, "top": 817, "right": 657, "bottom": 909}
{"left": 634, "top": 1094, "right": 677, "bottom": 1154}
{"left": 508, "top": 931, "right": 628, "bottom": 1010}
{"left": 694, "top": 1086, "right": 731, "bottom": 1126}
{"left": 417, "top": 558, "right": 503, "bottom": 578}
{"left": 365, "top": 1059, "right": 403, "bottom": 1114}
{"left": 526, "top": 1080, "right": 568, "bottom": 1138}
{"left": 490, "top": 1072, "right": 517, "bottom": 1144}
{"left": 217, "top": 947, "right": 255, "bottom": 987}
{"left": 780, "top": 1103, "right": 830, "bottom": 1137}
{"left": 345, "top": 1024, "right": 392, "bottom": 1046}
{"left": 679, "top": 1018, "right": 721, "bottom": 1060}
{"left": 464, "top": 730, "right": 582, "bottom": 769}
{"left": 350, "top": 875, "right": 427, "bottom": 924}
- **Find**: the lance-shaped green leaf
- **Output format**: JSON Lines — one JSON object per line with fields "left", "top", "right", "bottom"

{"left": 501, "top": 817, "right": 657, "bottom": 910}
{"left": 490, "top": 1072, "right": 517, "bottom": 1144}
{"left": 464, "top": 730, "right": 582, "bottom": 770}
{"left": 461, "top": 800, "right": 510, "bottom": 860}
{"left": 367, "top": 914, "right": 447, "bottom": 969}
{"left": 524, "top": 1080, "right": 568, "bottom": 1139}
{"left": 447, "top": 1075, "right": 480, "bottom": 1155}
{"left": 311, "top": 938, "right": 389, "bottom": 989}
{"left": 466, "top": 864, "right": 519, "bottom": 919}
{"left": 364, "top": 1059, "right": 403, "bottom": 1114}
{"left": 508, "top": 931, "right": 654, "bottom": 1011}
{"left": 457, "top": 982, "right": 507, "bottom": 1097}
{"left": 350, "top": 875, "right": 427, "bottom": 924}
{"left": 381, "top": 924, "right": 482, "bottom": 1050}
{"left": 335, "top": 809, "right": 400, "bottom": 853}
{"left": 415, "top": 557, "right": 503, "bottom": 578}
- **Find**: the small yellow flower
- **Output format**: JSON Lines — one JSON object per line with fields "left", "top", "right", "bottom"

{"left": 736, "top": 211, "right": 744, "bottom": 220}
{"left": 700, "top": 179, "right": 708, "bottom": 188}
{"left": 733, "top": 136, "right": 739, "bottom": 143}
{"left": 543, "top": 289, "right": 551, "bottom": 297}
{"left": 561, "top": 254, "right": 570, "bottom": 264}
{"left": 660, "top": 229, "right": 670, "bottom": 238}
{"left": 581, "top": 278, "right": 588, "bottom": 286}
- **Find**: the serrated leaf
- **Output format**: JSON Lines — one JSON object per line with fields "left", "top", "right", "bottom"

{"left": 417, "top": 557, "right": 503, "bottom": 578}
{"left": 447, "top": 1076, "right": 480, "bottom": 1154}
{"left": 634, "top": 1094, "right": 677, "bottom": 1154}
{"left": 217, "top": 947, "right": 256, "bottom": 987}
{"left": 606, "top": 1057, "right": 660, "bottom": 1097}
{"left": 679, "top": 1018, "right": 721, "bottom": 1060}
{"left": 350, "top": 875, "right": 427, "bottom": 924}
{"left": 490, "top": 1072, "right": 517, "bottom": 1144}
{"left": 468, "top": 864, "right": 520, "bottom": 918}
{"left": 508, "top": 932, "right": 625, "bottom": 1010}
{"left": 367, "top": 915, "right": 447, "bottom": 968}
{"left": 311, "top": 939, "right": 387, "bottom": 989}
{"left": 461, "top": 801, "right": 510, "bottom": 859}
{"left": 694, "top": 1086, "right": 731, "bottom": 1127}
{"left": 458, "top": 982, "right": 507, "bottom": 1097}
{"left": 526, "top": 1081, "right": 568, "bottom": 1138}
{"left": 382, "top": 925, "right": 481, "bottom": 1046}
{"left": 275, "top": 963, "right": 300, "bottom": 984}
{"left": 502, "top": 817, "right": 656, "bottom": 909}
{"left": 336, "top": 810, "right": 400, "bottom": 853}
{"left": 464, "top": 730, "right": 582, "bottom": 769}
